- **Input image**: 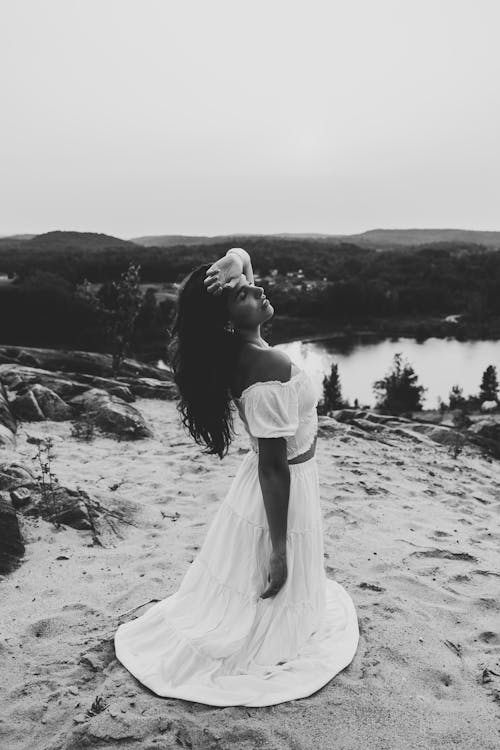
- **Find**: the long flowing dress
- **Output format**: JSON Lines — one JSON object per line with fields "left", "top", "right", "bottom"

{"left": 114, "top": 362, "right": 359, "bottom": 707}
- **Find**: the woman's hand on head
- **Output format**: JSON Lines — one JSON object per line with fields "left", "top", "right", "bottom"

{"left": 204, "top": 255, "right": 244, "bottom": 296}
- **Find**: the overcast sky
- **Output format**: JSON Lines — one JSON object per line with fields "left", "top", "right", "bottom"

{"left": 1, "top": 0, "right": 499, "bottom": 239}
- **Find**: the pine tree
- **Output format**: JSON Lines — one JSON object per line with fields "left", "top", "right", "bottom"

{"left": 448, "top": 384, "right": 466, "bottom": 410}
{"left": 320, "top": 362, "right": 344, "bottom": 414}
{"left": 80, "top": 264, "right": 143, "bottom": 376}
{"left": 479, "top": 365, "right": 499, "bottom": 402}
{"left": 373, "top": 352, "right": 426, "bottom": 415}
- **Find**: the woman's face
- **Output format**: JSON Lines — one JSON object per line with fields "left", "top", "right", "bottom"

{"left": 226, "top": 274, "right": 274, "bottom": 329}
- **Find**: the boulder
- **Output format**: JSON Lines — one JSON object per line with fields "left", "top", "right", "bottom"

{"left": 31, "top": 384, "right": 73, "bottom": 421}
{"left": 350, "top": 418, "right": 387, "bottom": 434}
{"left": 411, "top": 424, "right": 459, "bottom": 446}
{"left": 124, "top": 377, "right": 177, "bottom": 400}
{"left": 10, "top": 486, "right": 32, "bottom": 509}
{"left": 0, "top": 493, "right": 25, "bottom": 574}
{"left": 331, "top": 409, "right": 368, "bottom": 423}
{"left": 16, "top": 350, "right": 41, "bottom": 367}
{"left": 468, "top": 419, "right": 500, "bottom": 443}
{"left": 63, "top": 372, "right": 135, "bottom": 402}
{"left": 480, "top": 400, "right": 498, "bottom": 413}
{"left": 27, "top": 486, "right": 94, "bottom": 530}
{"left": 69, "top": 388, "right": 152, "bottom": 439}
{"left": 10, "top": 390, "right": 45, "bottom": 421}
{"left": 0, "top": 384, "right": 16, "bottom": 446}
{"left": 0, "top": 461, "right": 37, "bottom": 491}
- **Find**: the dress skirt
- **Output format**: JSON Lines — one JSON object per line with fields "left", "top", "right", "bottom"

{"left": 114, "top": 449, "right": 359, "bottom": 707}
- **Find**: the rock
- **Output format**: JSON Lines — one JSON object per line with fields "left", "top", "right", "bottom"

{"left": 351, "top": 418, "right": 386, "bottom": 434}
{"left": 0, "top": 462, "right": 37, "bottom": 491}
{"left": 0, "top": 383, "right": 16, "bottom": 446}
{"left": 418, "top": 425, "right": 459, "bottom": 446}
{"left": 480, "top": 400, "right": 498, "bottom": 413}
{"left": 10, "top": 390, "right": 45, "bottom": 421}
{"left": 331, "top": 408, "right": 368, "bottom": 423}
{"left": 70, "top": 389, "right": 152, "bottom": 439}
{"left": 0, "top": 364, "right": 88, "bottom": 401}
{"left": 0, "top": 422, "right": 16, "bottom": 448}
{"left": 124, "top": 377, "right": 177, "bottom": 400}
{"left": 468, "top": 418, "right": 500, "bottom": 443}
{"left": 10, "top": 487, "right": 32, "bottom": 509}
{"left": 16, "top": 350, "right": 40, "bottom": 367}
{"left": 317, "top": 415, "right": 343, "bottom": 437}
{"left": 0, "top": 494, "right": 25, "bottom": 574}
{"left": 29, "top": 486, "right": 94, "bottom": 530}
{"left": 64, "top": 373, "right": 136, "bottom": 402}
{"left": 31, "top": 384, "right": 73, "bottom": 421}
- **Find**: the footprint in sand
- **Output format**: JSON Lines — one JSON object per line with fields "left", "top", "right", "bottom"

{"left": 478, "top": 631, "right": 500, "bottom": 644}
{"left": 410, "top": 549, "right": 477, "bottom": 562}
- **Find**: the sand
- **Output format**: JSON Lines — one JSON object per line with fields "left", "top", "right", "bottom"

{"left": 1, "top": 398, "right": 500, "bottom": 749}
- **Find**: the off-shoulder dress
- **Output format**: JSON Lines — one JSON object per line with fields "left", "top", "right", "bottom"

{"left": 114, "top": 362, "right": 359, "bottom": 706}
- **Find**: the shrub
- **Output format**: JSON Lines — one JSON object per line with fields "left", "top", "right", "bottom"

{"left": 373, "top": 352, "right": 426, "bottom": 415}
{"left": 318, "top": 362, "right": 346, "bottom": 414}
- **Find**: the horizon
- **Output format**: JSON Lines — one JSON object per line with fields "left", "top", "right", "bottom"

{"left": 3, "top": 225, "right": 500, "bottom": 242}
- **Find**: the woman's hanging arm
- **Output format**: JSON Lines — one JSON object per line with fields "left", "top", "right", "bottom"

{"left": 257, "top": 436, "right": 290, "bottom": 599}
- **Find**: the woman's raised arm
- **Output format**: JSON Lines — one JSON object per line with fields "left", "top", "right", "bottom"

{"left": 225, "top": 247, "right": 254, "bottom": 284}
{"left": 204, "top": 247, "right": 254, "bottom": 295}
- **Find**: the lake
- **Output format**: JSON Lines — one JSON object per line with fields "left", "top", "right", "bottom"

{"left": 275, "top": 336, "right": 500, "bottom": 409}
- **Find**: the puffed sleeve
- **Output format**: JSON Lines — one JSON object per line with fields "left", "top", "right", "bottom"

{"left": 243, "top": 382, "right": 299, "bottom": 438}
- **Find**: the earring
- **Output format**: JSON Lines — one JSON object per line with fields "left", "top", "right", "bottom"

{"left": 224, "top": 321, "right": 235, "bottom": 334}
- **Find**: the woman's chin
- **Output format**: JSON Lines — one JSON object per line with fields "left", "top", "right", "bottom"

{"left": 263, "top": 305, "right": 274, "bottom": 322}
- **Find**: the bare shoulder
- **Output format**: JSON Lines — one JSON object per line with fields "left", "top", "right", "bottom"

{"left": 246, "top": 347, "right": 293, "bottom": 386}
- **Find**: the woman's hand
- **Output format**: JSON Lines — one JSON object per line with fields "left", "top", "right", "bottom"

{"left": 204, "top": 254, "right": 243, "bottom": 296}
{"left": 261, "top": 549, "right": 287, "bottom": 599}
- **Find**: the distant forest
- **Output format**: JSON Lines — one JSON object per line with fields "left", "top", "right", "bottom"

{"left": 1, "top": 231, "right": 500, "bottom": 356}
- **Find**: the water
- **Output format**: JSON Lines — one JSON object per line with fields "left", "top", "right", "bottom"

{"left": 275, "top": 336, "right": 500, "bottom": 409}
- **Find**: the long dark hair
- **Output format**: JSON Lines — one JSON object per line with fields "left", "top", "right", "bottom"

{"left": 168, "top": 264, "right": 244, "bottom": 459}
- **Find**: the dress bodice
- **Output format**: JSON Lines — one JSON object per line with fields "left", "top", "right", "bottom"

{"left": 233, "top": 364, "right": 319, "bottom": 460}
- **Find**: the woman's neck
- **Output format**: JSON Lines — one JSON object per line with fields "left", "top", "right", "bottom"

{"left": 235, "top": 327, "right": 268, "bottom": 348}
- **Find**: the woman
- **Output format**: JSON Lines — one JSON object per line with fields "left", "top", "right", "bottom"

{"left": 114, "top": 247, "right": 359, "bottom": 707}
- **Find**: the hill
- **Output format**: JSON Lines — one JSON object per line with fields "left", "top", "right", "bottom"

{"left": 348, "top": 228, "right": 500, "bottom": 250}
{"left": 24, "top": 230, "right": 140, "bottom": 251}
{"left": 131, "top": 228, "right": 500, "bottom": 251}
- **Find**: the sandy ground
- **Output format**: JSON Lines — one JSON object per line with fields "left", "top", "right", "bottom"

{"left": 1, "top": 398, "right": 500, "bottom": 750}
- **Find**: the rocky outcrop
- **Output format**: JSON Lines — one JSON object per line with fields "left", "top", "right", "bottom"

{"left": 70, "top": 388, "right": 153, "bottom": 439}
{"left": 326, "top": 407, "right": 500, "bottom": 457}
{"left": 0, "top": 363, "right": 164, "bottom": 438}
{"left": 0, "top": 345, "right": 171, "bottom": 381}
{"left": 0, "top": 365, "right": 88, "bottom": 401}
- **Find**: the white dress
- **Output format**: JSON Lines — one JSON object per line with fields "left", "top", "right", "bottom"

{"left": 114, "top": 364, "right": 359, "bottom": 707}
